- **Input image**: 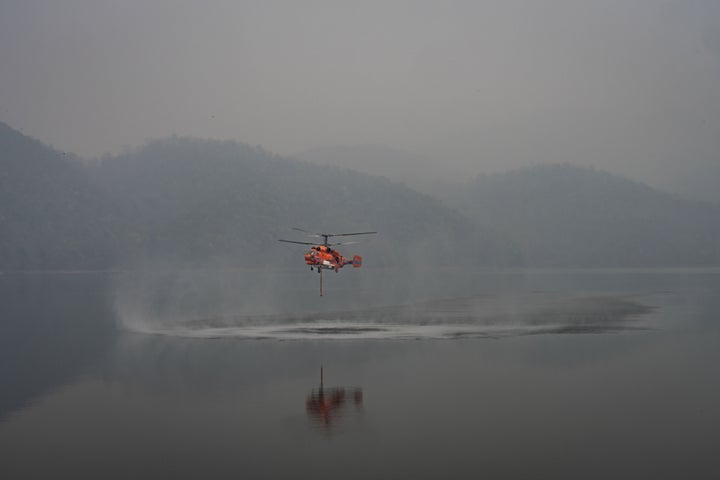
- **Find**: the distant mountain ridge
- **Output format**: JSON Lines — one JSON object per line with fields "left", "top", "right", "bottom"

{"left": 0, "top": 123, "right": 511, "bottom": 269}
{"left": 1, "top": 121, "right": 718, "bottom": 269}
{"left": 450, "top": 164, "right": 720, "bottom": 267}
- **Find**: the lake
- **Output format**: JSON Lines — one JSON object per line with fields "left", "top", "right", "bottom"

{"left": 1, "top": 268, "right": 719, "bottom": 479}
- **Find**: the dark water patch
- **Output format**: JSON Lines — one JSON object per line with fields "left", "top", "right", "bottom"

{"left": 279, "top": 326, "right": 389, "bottom": 335}
{"left": 0, "top": 274, "right": 115, "bottom": 421}
{"left": 539, "top": 324, "right": 654, "bottom": 335}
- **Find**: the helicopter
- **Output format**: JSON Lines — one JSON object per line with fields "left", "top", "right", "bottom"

{"left": 278, "top": 228, "right": 377, "bottom": 296}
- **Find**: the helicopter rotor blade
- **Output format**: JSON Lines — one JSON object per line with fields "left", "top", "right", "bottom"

{"left": 292, "top": 228, "right": 376, "bottom": 238}
{"left": 291, "top": 228, "right": 324, "bottom": 238}
{"left": 327, "top": 241, "right": 359, "bottom": 246}
{"left": 327, "top": 231, "right": 377, "bottom": 237}
{"left": 278, "top": 239, "right": 317, "bottom": 246}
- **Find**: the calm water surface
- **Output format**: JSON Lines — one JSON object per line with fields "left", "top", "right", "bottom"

{"left": 1, "top": 269, "right": 719, "bottom": 479}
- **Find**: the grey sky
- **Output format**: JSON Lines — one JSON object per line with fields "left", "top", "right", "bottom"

{"left": 1, "top": 0, "right": 719, "bottom": 200}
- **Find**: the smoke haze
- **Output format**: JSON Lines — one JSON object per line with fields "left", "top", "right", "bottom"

{"left": 1, "top": 0, "right": 719, "bottom": 201}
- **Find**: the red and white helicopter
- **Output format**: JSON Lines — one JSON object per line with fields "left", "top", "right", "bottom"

{"left": 279, "top": 228, "right": 376, "bottom": 295}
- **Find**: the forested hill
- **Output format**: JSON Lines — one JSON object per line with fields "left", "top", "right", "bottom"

{"left": 0, "top": 123, "right": 514, "bottom": 269}
{"left": 450, "top": 164, "right": 720, "bottom": 267}
{"left": 88, "top": 136, "right": 515, "bottom": 268}
{"left": 0, "top": 122, "right": 125, "bottom": 268}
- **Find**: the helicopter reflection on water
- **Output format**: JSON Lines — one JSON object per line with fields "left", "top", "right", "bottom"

{"left": 306, "top": 367, "right": 363, "bottom": 430}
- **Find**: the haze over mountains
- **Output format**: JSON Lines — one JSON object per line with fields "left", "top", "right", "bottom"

{"left": 451, "top": 165, "right": 720, "bottom": 267}
{"left": 293, "top": 145, "right": 465, "bottom": 197}
{"left": 1, "top": 121, "right": 718, "bottom": 270}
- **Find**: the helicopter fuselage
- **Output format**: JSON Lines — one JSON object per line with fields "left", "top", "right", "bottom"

{"left": 304, "top": 245, "right": 361, "bottom": 272}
